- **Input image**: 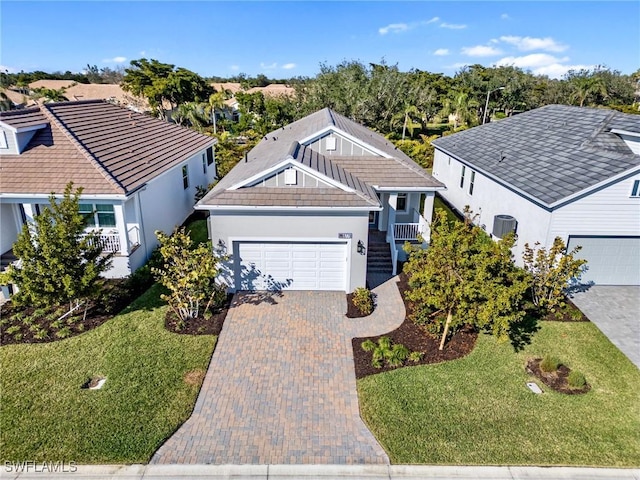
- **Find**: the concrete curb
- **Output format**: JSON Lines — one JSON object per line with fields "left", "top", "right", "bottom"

{"left": 1, "top": 464, "right": 638, "bottom": 479}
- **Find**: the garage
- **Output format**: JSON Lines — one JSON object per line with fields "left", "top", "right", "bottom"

{"left": 233, "top": 241, "right": 348, "bottom": 291}
{"left": 567, "top": 236, "right": 640, "bottom": 286}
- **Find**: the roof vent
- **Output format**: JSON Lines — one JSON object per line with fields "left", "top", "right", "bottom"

{"left": 492, "top": 214, "right": 517, "bottom": 238}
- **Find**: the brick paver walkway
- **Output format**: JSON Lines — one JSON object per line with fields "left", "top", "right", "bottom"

{"left": 151, "top": 277, "right": 405, "bottom": 464}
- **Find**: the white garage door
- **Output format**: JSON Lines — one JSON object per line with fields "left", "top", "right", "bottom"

{"left": 234, "top": 241, "right": 348, "bottom": 291}
{"left": 567, "top": 236, "right": 640, "bottom": 286}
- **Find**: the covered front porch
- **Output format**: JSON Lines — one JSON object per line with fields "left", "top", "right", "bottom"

{"left": 367, "top": 191, "right": 433, "bottom": 277}
{"left": 0, "top": 198, "right": 145, "bottom": 279}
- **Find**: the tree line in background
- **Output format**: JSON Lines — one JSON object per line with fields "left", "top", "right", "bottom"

{"left": 2, "top": 58, "right": 638, "bottom": 173}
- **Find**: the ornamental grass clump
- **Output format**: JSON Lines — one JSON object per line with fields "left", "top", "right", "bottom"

{"left": 568, "top": 370, "right": 587, "bottom": 389}
{"left": 540, "top": 355, "right": 561, "bottom": 373}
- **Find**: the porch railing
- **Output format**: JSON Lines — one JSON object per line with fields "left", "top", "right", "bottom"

{"left": 84, "top": 233, "right": 122, "bottom": 254}
{"left": 394, "top": 219, "right": 430, "bottom": 241}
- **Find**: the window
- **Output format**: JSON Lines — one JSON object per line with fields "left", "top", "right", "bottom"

{"left": 397, "top": 193, "right": 407, "bottom": 212}
{"left": 631, "top": 179, "right": 640, "bottom": 197}
{"left": 460, "top": 165, "right": 466, "bottom": 188}
{"left": 326, "top": 136, "right": 337, "bottom": 151}
{"left": 284, "top": 168, "right": 297, "bottom": 185}
{"left": 79, "top": 204, "right": 116, "bottom": 228}
{"left": 469, "top": 171, "right": 476, "bottom": 195}
{"left": 202, "top": 154, "right": 207, "bottom": 173}
{"left": 206, "top": 146, "right": 214, "bottom": 166}
{"left": 182, "top": 165, "right": 189, "bottom": 189}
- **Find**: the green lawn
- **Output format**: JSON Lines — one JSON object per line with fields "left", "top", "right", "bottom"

{"left": 0, "top": 285, "right": 216, "bottom": 463}
{"left": 358, "top": 321, "right": 640, "bottom": 466}
{"left": 185, "top": 218, "right": 208, "bottom": 245}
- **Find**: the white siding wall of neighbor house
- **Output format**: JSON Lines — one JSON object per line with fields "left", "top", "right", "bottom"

{"left": 208, "top": 212, "right": 369, "bottom": 292}
{"left": 548, "top": 173, "right": 640, "bottom": 244}
{"left": 137, "top": 148, "right": 215, "bottom": 262}
{"left": 432, "top": 150, "right": 552, "bottom": 263}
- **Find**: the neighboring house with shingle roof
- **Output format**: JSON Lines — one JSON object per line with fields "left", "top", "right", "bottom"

{"left": 0, "top": 100, "right": 217, "bottom": 279}
{"left": 197, "top": 108, "right": 444, "bottom": 292}
{"left": 431, "top": 104, "right": 640, "bottom": 286}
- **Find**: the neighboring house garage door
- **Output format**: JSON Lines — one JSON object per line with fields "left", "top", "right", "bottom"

{"left": 567, "top": 236, "right": 640, "bottom": 286}
{"left": 234, "top": 241, "right": 348, "bottom": 291}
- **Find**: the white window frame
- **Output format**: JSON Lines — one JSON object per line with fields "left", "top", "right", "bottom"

{"left": 202, "top": 154, "right": 207, "bottom": 173}
{"left": 469, "top": 170, "right": 476, "bottom": 195}
{"left": 460, "top": 165, "right": 466, "bottom": 188}
{"left": 397, "top": 193, "right": 408, "bottom": 212}
{"left": 78, "top": 203, "right": 116, "bottom": 228}
{"left": 631, "top": 179, "right": 640, "bottom": 198}
{"left": 182, "top": 165, "right": 189, "bottom": 189}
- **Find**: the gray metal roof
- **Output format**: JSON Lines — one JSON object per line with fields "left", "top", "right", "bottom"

{"left": 200, "top": 108, "right": 443, "bottom": 208}
{"left": 431, "top": 105, "right": 640, "bottom": 206}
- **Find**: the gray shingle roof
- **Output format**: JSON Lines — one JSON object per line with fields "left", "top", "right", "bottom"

{"left": 200, "top": 108, "right": 443, "bottom": 208}
{"left": 1, "top": 100, "right": 216, "bottom": 195}
{"left": 431, "top": 105, "right": 640, "bottom": 206}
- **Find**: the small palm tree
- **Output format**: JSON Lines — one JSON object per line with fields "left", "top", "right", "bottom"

{"left": 206, "top": 91, "right": 229, "bottom": 134}
{"left": 440, "top": 91, "right": 479, "bottom": 129}
{"left": 32, "top": 87, "right": 69, "bottom": 103}
{"left": 173, "top": 102, "right": 208, "bottom": 131}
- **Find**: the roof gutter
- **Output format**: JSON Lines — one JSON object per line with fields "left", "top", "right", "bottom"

{"left": 373, "top": 186, "right": 446, "bottom": 192}
{"left": 0, "top": 193, "right": 128, "bottom": 201}
{"left": 0, "top": 122, "right": 49, "bottom": 133}
{"left": 195, "top": 204, "right": 381, "bottom": 212}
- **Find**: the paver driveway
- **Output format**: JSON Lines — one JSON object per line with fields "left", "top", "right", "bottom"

{"left": 152, "top": 278, "right": 405, "bottom": 464}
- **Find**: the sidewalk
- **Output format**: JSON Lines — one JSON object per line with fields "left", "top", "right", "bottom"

{"left": 1, "top": 464, "right": 638, "bottom": 479}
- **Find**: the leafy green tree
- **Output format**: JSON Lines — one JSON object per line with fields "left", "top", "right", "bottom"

{"left": 206, "top": 91, "right": 229, "bottom": 134}
{"left": 122, "top": 58, "right": 212, "bottom": 119}
{"left": 152, "top": 228, "right": 227, "bottom": 321}
{"left": 522, "top": 238, "right": 587, "bottom": 312}
{"left": 1, "top": 183, "right": 113, "bottom": 315}
{"left": 404, "top": 209, "right": 528, "bottom": 349}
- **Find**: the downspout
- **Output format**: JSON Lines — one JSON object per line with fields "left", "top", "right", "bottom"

{"left": 136, "top": 188, "right": 149, "bottom": 262}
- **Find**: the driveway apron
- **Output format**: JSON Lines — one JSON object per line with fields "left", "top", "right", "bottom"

{"left": 570, "top": 286, "right": 640, "bottom": 369}
{"left": 152, "top": 277, "right": 405, "bottom": 464}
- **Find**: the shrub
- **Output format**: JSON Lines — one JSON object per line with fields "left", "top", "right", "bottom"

{"left": 361, "top": 339, "right": 376, "bottom": 352}
{"left": 408, "top": 351, "right": 424, "bottom": 363}
{"left": 352, "top": 287, "right": 374, "bottom": 316}
{"left": 387, "top": 344, "right": 410, "bottom": 367}
{"left": 568, "top": 370, "right": 587, "bottom": 388}
{"left": 540, "top": 355, "right": 561, "bottom": 373}
{"left": 361, "top": 336, "right": 410, "bottom": 369}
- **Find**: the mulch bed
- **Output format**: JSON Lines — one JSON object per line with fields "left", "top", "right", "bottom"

{"left": 352, "top": 273, "right": 477, "bottom": 379}
{"left": 542, "top": 298, "right": 590, "bottom": 322}
{"left": 0, "top": 302, "right": 114, "bottom": 346}
{"left": 526, "top": 358, "right": 590, "bottom": 394}
{"left": 345, "top": 292, "right": 376, "bottom": 318}
{"left": 164, "top": 294, "right": 233, "bottom": 335}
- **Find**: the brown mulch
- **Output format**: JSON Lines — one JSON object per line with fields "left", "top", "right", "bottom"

{"left": 542, "top": 298, "right": 590, "bottom": 322}
{"left": 525, "top": 358, "right": 590, "bottom": 395}
{"left": 164, "top": 294, "right": 232, "bottom": 335}
{"left": 352, "top": 273, "right": 477, "bottom": 379}
{"left": 345, "top": 292, "right": 376, "bottom": 318}
{"left": 0, "top": 302, "right": 113, "bottom": 346}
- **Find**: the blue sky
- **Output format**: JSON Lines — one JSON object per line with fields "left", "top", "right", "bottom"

{"left": 2, "top": 1, "right": 638, "bottom": 79}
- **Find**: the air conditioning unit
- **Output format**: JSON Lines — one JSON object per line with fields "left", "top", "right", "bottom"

{"left": 492, "top": 214, "right": 517, "bottom": 238}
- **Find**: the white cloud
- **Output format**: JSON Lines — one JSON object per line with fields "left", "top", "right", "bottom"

{"left": 139, "top": 50, "right": 146, "bottom": 56}
{"left": 379, "top": 23, "right": 410, "bottom": 35}
{"left": 229, "top": 65, "right": 240, "bottom": 71}
{"left": 495, "top": 53, "right": 591, "bottom": 78}
{"left": 496, "top": 53, "right": 569, "bottom": 69}
{"left": 103, "top": 56, "right": 127, "bottom": 64}
{"left": 500, "top": 13, "right": 510, "bottom": 20}
{"left": 433, "top": 48, "right": 450, "bottom": 56}
{"left": 462, "top": 45, "right": 503, "bottom": 57}
{"left": 378, "top": 17, "right": 439, "bottom": 35}
{"left": 282, "top": 63, "right": 296, "bottom": 70}
{"left": 0, "top": 64, "right": 17, "bottom": 73}
{"left": 446, "top": 62, "right": 471, "bottom": 70}
{"left": 260, "top": 62, "right": 278, "bottom": 70}
{"left": 499, "top": 35, "right": 568, "bottom": 52}
{"left": 440, "top": 22, "right": 467, "bottom": 30}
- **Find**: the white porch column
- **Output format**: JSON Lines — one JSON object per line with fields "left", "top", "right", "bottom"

{"left": 422, "top": 192, "right": 435, "bottom": 223}
{"left": 386, "top": 193, "right": 397, "bottom": 243}
{"left": 113, "top": 204, "right": 129, "bottom": 255}
{"left": 22, "top": 203, "right": 36, "bottom": 223}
